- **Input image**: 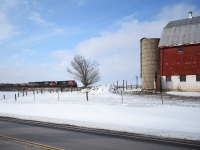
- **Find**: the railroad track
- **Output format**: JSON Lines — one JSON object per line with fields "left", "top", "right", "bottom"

{"left": 0, "top": 116, "right": 200, "bottom": 148}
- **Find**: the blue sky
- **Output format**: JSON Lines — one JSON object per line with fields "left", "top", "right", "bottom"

{"left": 0, "top": 0, "right": 200, "bottom": 86}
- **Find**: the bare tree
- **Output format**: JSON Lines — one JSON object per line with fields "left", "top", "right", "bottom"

{"left": 67, "top": 55, "right": 101, "bottom": 100}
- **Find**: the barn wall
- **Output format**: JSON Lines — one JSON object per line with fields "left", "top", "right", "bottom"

{"left": 160, "top": 44, "right": 200, "bottom": 76}
{"left": 161, "top": 75, "right": 200, "bottom": 92}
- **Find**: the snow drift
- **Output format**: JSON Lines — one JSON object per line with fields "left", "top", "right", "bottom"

{"left": 81, "top": 84, "right": 122, "bottom": 93}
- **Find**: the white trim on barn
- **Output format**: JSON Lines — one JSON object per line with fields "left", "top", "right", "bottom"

{"left": 161, "top": 75, "right": 200, "bottom": 92}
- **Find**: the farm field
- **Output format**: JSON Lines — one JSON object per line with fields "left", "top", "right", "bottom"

{"left": 0, "top": 84, "right": 200, "bottom": 141}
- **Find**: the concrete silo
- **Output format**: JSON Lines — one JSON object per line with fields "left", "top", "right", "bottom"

{"left": 140, "top": 38, "right": 160, "bottom": 90}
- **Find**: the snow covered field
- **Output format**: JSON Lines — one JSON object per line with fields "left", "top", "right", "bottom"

{"left": 0, "top": 85, "right": 200, "bottom": 141}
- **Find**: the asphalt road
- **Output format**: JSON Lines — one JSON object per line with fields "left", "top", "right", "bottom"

{"left": 0, "top": 138, "right": 46, "bottom": 150}
{"left": 0, "top": 119, "right": 199, "bottom": 150}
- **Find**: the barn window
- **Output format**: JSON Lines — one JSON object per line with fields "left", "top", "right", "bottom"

{"left": 180, "top": 76, "right": 186, "bottom": 82}
{"left": 178, "top": 47, "right": 183, "bottom": 52}
{"left": 166, "top": 76, "right": 171, "bottom": 82}
{"left": 197, "top": 75, "right": 200, "bottom": 81}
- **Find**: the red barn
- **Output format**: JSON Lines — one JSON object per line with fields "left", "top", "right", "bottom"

{"left": 158, "top": 12, "right": 200, "bottom": 91}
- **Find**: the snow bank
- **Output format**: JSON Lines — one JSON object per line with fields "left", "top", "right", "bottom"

{"left": 127, "top": 88, "right": 142, "bottom": 92}
{"left": 166, "top": 91, "right": 200, "bottom": 97}
{"left": 0, "top": 104, "right": 200, "bottom": 141}
{"left": 81, "top": 84, "right": 122, "bottom": 94}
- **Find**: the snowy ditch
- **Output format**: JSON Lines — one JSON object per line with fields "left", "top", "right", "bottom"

{"left": 0, "top": 84, "right": 200, "bottom": 141}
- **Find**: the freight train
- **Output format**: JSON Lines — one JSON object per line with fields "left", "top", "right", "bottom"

{"left": 0, "top": 80, "right": 77, "bottom": 87}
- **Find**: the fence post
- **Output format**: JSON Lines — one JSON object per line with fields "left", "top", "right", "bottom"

{"left": 121, "top": 91, "right": 123, "bottom": 104}
{"left": 26, "top": 91, "right": 27, "bottom": 96}
{"left": 41, "top": 89, "right": 42, "bottom": 94}
{"left": 71, "top": 86, "right": 72, "bottom": 93}
{"left": 161, "top": 92, "right": 163, "bottom": 104}
{"left": 23, "top": 92, "right": 24, "bottom": 96}
{"left": 15, "top": 94, "right": 17, "bottom": 101}
{"left": 126, "top": 80, "right": 127, "bottom": 90}
{"left": 37, "top": 91, "right": 38, "bottom": 94}
{"left": 117, "top": 80, "right": 118, "bottom": 89}
{"left": 4, "top": 95, "right": 5, "bottom": 99}
{"left": 18, "top": 93, "right": 19, "bottom": 97}
{"left": 86, "top": 91, "right": 88, "bottom": 101}
{"left": 136, "top": 76, "right": 138, "bottom": 89}
{"left": 34, "top": 91, "right": 35, "bottom": 101}
{"left": 50, "top": 88, "right": 51, "bottom": 93}
{"left": 131, "top": 85, "right": 132, "bottom": 90}
{"left": 123, "top": 80, "right": 124, "bottom": 91}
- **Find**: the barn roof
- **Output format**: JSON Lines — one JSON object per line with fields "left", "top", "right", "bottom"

{"left": 158, "top": 16, "right": 200, "bottom": 47}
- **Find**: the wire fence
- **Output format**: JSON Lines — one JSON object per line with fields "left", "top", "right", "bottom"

{"left": 1, "top": 90, "right": 200, "bottom": 107}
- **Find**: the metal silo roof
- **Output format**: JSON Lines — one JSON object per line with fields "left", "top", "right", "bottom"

{"left": 158, "top": 16, "right": 200, "bottom": 47}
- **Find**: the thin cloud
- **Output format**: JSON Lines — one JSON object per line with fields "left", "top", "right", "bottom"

{"left": 53, "top": 27, "right": 65, "bottom": 35}
{"left": 118, "top": 13, "right": 138, "bottom": 23}
{"left": 156, "top": 2, "right": 200, "bottom": 20}
{"left": 22, "top": 12, "right": 66, "bottom": 45}
{"left": 50, "top": 50, "right": 75, "bottom": 71}
{"left": 22, "top": 49, "right": 39, "bottom": 55}
{"left": 23, "top": 1, "right": 28, "bottom": 4}
{"left": 14, "top": 28, "right": 66, "bottom": 46}
{"left": 29, "top": 11, "right": 55, "bottom": 26}
{"left": 0, "top": 11, "right": 19, "bottom": 43}
{"left": 73, "top": 0, "right": 90, "bottom": 6}
{"left": 0, "top": 0, "right": 18, "bottom": 11}
{"left": 8, "top": 55, "right": 18, "bottom": 62}
{"left": 22, "top": 49, "right": 31, "bottom": 53}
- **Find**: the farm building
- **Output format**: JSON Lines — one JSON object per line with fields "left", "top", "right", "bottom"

{"left": 141, "top": 12, "right": 200, "bottom": 92}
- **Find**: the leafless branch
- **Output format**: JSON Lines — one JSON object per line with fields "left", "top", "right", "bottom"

{"left": 67, "top": 55, "right": 101, "bottom": 88}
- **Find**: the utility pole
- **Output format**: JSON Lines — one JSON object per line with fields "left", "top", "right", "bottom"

{"left": 136, "top": 76, "right": 139, "bottom": 89}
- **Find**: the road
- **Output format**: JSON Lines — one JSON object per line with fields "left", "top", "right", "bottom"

{"left": 0, "top": 118, "right": 199, "bottom": 150}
